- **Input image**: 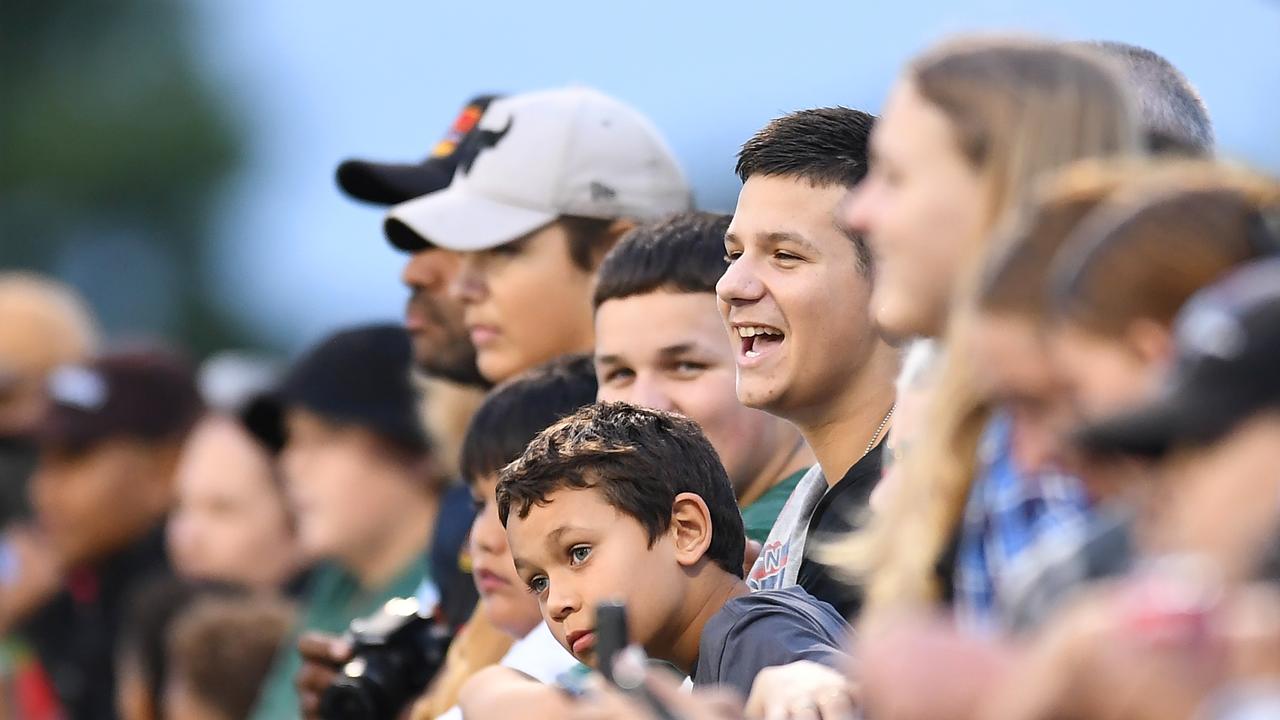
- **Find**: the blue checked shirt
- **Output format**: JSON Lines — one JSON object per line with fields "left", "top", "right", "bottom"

{"left": 954, "top": 412, "right": 1092, "bottom": 633}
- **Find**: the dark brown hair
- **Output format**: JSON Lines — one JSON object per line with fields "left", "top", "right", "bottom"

{"left": 496, "top": 402, "right": 745, "bottom": 578}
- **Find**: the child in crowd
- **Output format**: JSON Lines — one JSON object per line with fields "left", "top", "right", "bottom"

{"left": 498, "top": 403, "right": 848, "bottom": 698}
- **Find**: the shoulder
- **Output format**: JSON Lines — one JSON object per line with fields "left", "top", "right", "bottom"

{"left": 712, "top": 587, "right": 848, "bottom": 649}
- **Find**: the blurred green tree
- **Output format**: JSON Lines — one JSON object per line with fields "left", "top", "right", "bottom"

{"left": 0, "top": 0, "right": 249, "bottom": 357}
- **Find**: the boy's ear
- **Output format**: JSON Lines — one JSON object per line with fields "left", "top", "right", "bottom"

{"left": 669, "top": 492, "right": 714, "bottom": 568}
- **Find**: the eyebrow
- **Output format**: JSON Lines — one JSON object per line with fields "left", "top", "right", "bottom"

{"left": 657, "top": 343, "right": 700, "bottom": 358}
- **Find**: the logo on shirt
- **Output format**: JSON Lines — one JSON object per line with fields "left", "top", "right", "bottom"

{"left": 747, "top": 540, "right": 789, "bottom": 590}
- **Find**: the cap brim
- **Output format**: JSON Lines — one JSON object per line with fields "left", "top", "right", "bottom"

{"left": 1073, "top": 387, "right": 1244, "bottom": 459}
{"left": 336, "top": 159, "right": 456, "bottom": 206}
{"left": 383, "top": 183, "right": 556, "bottom": 253}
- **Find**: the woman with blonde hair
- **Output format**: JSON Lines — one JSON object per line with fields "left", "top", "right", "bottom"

{"left": 837, "top": 36, "right": 1142, "bottom": 624}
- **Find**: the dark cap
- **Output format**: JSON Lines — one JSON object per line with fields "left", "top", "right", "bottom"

{"left": 277, "top": 324, "right": 428, "bottom": 453}
{"left": 39, "top": 350, "right": 203, "bottom": 448}
{"left": 1076, "top": 257, "right": 1280, "bottom": 457}
{"left": 335, "top": 94, "right": 502, "bottom": 210}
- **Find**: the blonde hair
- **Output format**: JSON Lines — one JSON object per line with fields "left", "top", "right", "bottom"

{"left": 824, "top": 37, "right": 1142, "bottom": 615}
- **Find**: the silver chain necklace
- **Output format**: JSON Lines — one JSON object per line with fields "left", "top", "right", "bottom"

{"left": 865, "top": 404, "right": 896, "bottom": 457}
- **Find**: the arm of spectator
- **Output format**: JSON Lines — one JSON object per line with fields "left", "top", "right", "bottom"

{"left": 857, "top": 613, "right": 1015, "bottom": 720}
{"left": 744, "top": 660, "right": 857, "bottom": 720}
{"left": 295, "top": 632, "right": 352, "bottom": 720}
{"left": 456, "top": 665, "right": 577, "bottom": 719}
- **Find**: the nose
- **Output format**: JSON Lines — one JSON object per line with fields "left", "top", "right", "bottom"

{"left": 546, "top": 575, "right": 581, "bottom": 624}
{"left": 469, "top": 503, "right": 508, "bottom": 556}
{"left": 449, "top": 253, "right": 487, "bottom": 304}
{"left": 628, "top": 375, "right": 676, "bottom": 413}
{"left": 840, "top": 179, "right": 878, "bottom": 237}
{"left": 716, "top": 255, "right": 764, "bottom": 307}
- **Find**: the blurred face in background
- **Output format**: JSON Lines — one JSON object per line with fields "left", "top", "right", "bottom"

{"left": 719, "top": 176, "right": 881, "bottom": 420}
{"left": 281, "top": 408, "right": 421, "bottom": 569}
{"left": 1050, "top": 321, "right": 1174, "bottom": 421}
{"left": 595, "top": 290, "right": 794, "bottom": 496}
{"left": 468, "top": 474, "right": 542, "bottom": 638}
{"left": 451, "top": 223, "right": 600, "bottom": 385}
{"left": 971, "top": 313, "right": 1078, "bottom": 475}
{"left": 168, "top": 416, "right": 298, "bottom": 591}
{"left": 843, "top": 79, "right": 987, "bottom": 339}
{"left": 401, "top": 248, "right": 487, "bottom": 387}
{"left": 31, "top": 438, "right": 174, "bottom": 568}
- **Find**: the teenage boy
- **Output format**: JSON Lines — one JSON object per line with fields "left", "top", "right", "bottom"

{"left": 593, "top": 212, "right": 814, "bottom": 544}
{"left": 384, "top": 86, "right": 692, "bottom": 387}
{"left": 21, "top": 351, "right": 202, "bottom": 720}
{"left": 717, "top": 108, "right": 898, "bottom": 617}
{"left": 250, "top": 325, "right": 438, "bottom": 720}
{"left": 498, "top": 403, "right": 847, "bottom": 697}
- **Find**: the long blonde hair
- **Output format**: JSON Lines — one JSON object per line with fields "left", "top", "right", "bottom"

{"left": 824, "top": 36, "right": 1142, "bottom": 615}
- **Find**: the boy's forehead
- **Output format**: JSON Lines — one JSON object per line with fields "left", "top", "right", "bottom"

{"left": 729, "top": 177, "right": 846, "bottom": 247}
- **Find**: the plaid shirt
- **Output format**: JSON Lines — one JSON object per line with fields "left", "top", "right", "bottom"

{"left": 954, "top": 413, "right": 1092, "bottom": 633}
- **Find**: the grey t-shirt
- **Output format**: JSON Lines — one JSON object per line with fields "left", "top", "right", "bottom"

{"left": 692, "top": 585, "right": 849, "bottom": 697}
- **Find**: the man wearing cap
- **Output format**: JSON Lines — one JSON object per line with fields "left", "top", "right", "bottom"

{"left": 16, "top": 351, "right": 202, "bottom": 720}
{"left": 251, "top": 324, "right": 441, "bottom": 720}
{"left": 384, "top": 85, "right": 693, "bottom": 386}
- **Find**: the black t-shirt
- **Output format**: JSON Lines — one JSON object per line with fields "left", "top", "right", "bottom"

{"left": 692, "top": 585, "right": 849, "bottom": 697}
{"left": 796, "top": 444, "right": 883, "bottom": 619}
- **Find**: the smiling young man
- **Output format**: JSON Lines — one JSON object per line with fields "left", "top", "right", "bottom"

{"left": 717, "top": 108, "right": 898, "bottom": 618}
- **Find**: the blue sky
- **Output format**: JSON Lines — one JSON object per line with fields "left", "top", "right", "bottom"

{"left": 187, "top": 0, "right": 1280, "bottom": 352}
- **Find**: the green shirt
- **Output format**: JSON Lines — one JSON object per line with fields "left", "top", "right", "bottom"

{"left": 741, "top": 468, "right": 808, "bottom": 544}
{"left": 250, "top": 560, "right": 427, "bottom": 720}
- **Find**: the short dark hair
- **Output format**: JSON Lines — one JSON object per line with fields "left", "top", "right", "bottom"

{"left": 592, "top": 212, "right": 732, "bottom": 310}
{"left": 560, "top": 215, "right": 622, "bottom": 271}
{"left": 497, "top": 402, "right": 745, "bottom": 578}
{"left": 460, "top": 354, "right": 599, "bottom": 484}
{"left": 1083, "top": 41, "right": 1214, "bottom": 155}
{"left": 735, "top": 107, "right": 876, "bottom": 272}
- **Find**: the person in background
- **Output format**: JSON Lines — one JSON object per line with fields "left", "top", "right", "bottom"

{"left": 22, "top": 351, "right": 203, "bottom": 720}
{"left": 414, "top": 354, "right": 594, "bottom": 720}
{"left": 164, "top": 594, "right": 294, "bottom": 720}
{"left": 0, "top": 273, "right": 99, "bottom": 720}
{"left": 592, "top": 212, "right": 814, "bottom": 545}
{"left": 251, "top": 324, "right": 438, "bottom": 720}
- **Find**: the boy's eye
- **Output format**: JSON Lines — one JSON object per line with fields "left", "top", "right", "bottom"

{"left": 527, "top": 576, "right": 549, "bottom": 595}
{"left": 569, "top": 545, "right": 592, "bottom": 565}
{"left": 773, "top": 250, "right": 802, "bottom": 263}
{"left": 603, "top": 367, "right": 635, "bottom": 385}
{"left": 724, "top": 249, "right": 743, "bottom": 263}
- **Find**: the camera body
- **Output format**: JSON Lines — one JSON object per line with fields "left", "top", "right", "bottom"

{"left": 319, "top": 597, "right": 452, "bottom": 720}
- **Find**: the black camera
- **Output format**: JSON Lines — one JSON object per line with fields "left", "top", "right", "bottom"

{"left": 319, "top": 597, "right": 452, "bottom": 720}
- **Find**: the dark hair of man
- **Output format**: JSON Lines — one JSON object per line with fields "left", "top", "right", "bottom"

{"left": 497, "top": 402, "right": 746, "bottom": 578}
{"left": 560, "top": 215, "right": 623, "bottom": 271}
{"left": 1082, "top": 41, "right": 1214, "bottom": 155}
{"left": 592, "top": 212, "right": 733, "bottom": 310}
{"left": 459, "top": 353, "right": 599, "bottom": 484}
{"left": 735, "top": 107, "right": 876, "bottom": 273}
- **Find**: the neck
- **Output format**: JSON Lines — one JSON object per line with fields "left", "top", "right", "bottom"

{"left": 342, "top": 487, "right": 438, "bottom": 589}
{"left": 795, "top": 343, "right": 898, "bottom": 485}
{"left": 735, "top": 427, "right": 813, "bottom": 508}
{"left": 660, "top": 569, "right": 749, "bottom": 674}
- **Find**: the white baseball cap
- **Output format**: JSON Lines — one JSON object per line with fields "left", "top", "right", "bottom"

{"left": 383, "top": 86, "right": 692, "bottom": 252}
